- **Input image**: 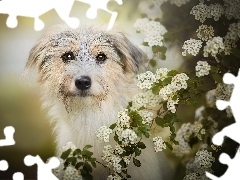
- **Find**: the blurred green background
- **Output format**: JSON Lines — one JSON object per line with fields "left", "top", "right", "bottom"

{"left": 0, "top": 0, "right": 187, "bottom": 179}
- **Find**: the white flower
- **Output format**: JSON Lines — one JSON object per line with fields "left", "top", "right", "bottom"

{"left": 190, "top": 3, "right": 211, "bottom": 23}
{"left": 153, "top": 136, "right": 166, "bottom": 152}
{"left": 209, "top": 3, "right": 224, "bottom": 21}
{"left": 137, "top": 71, "right": 156, "bottom": 89}
{"left": 95, "top": 126, "right": 113, "bottom": 143}
{"left": 170, "top": 0, "right": 190, "bottom": 7}
{"left": 134, "top": 18, "right": 167, "bottom": 47}
{"left": 196, "top": 24, "right": 214, "bottom": 41}
{"left": 203, "top": 36, "right": 225, "bottom": 60}
{"left": 63, "top": 165, "right": 82, "bottom": 180}
{"left": 117, "top": 109, "right": 131, "bottom": 128}
{"left": 224, "top": 0, "right": 240, "bottom": 20}
{"left": 107, "top": 174, "right": 121, "bottom": 180}
{"left": 182, "top": 38, "right": 203, "bottom": 56}
{"left": 194, "top": 150, "right": 215, "bottom": 168}
{"left": 195, "top": 61, "right": 211, "bottom": 77}
{"left": 155, "top": 68, "right": 170, "bottom": 81}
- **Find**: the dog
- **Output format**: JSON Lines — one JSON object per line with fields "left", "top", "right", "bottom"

{"left": 25, "top": 25, "right": 172, "bottom": 179}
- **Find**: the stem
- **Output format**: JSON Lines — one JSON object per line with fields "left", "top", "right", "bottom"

{"left": 96, "top": 160, "right": 107, "bottom": 168}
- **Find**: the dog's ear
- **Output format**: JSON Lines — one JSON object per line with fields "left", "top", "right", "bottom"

{"left": 25, "top": 35, "right": 50, "bottom": 72}
{"left": 110, "top": 32, "right": 148, "bottom": 74}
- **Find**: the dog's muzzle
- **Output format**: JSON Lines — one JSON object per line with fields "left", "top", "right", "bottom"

{"left": 75, "top": 76, "right": 91, "bottom": 91}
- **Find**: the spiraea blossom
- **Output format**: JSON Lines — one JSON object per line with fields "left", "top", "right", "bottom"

{"left": 131, "top": 91, "right": 161, "bottom": 110}
{"left": 134, "top": 18, "right": 167, "bottom": 46}
{"left": 155, "top": 68, "right": 170, "bottom": 81}
{"left": 203, "top": 36, "right": 225, "bottom": 61}
{"left": 182, "top": 38, "right": 203, "bottom": 56}
{"left": 190, "top": 3, "right": 211, "bottom": 23}
{"left": 117, "top": 109, "right": 131, "bottom": 128}
{"left": 137, "top": 71, "right": 156, "bottom": 89}
{"left": 139, "top": 109, "right": 154, "bottom": 125}
{"left": 95, "top": 126, "right": 113, "bottom": 143}
{"left": 153, "top": 136, "right": 166, "bottom": 152}
{"left": 195, "top": 61, "right": 211, "bottom": 77}
{"left": 209, "top": 3, "right": 225, "bottom": 21}
{"left": 102, "top": 145, "right": 122, "bottom": 173}
{"left": 107, "top": 174, "right": 121, "bottom": 180}
{"left": 196, "top": 24, "right": 214, "bottom": 41}
{"left": 169, "top": 0, "right": 190, "bottom": 7}
{"left": 194, "top": 150, "right": 215, "bottom": 168}
{"left": 63, "top": 166, "right": 82, "bottom": 180}
{"left": 159, "top": 73, "right": 189, "bottom": 113}
{"left": 224, "top": 22, "right": 240, "bottom": 55}
{"left": 224, "top": 0, "right": 240, "bottom": 20}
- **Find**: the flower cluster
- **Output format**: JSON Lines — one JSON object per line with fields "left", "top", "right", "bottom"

{"left": 134, "top": 18, "right": 167, "bottom": 46}
{"left": 155, "top": 68, "right": 170, "bottom": 81}
{"left": 209, "top": 3, "right": 225, "bottom": 21}
{"left": 117, "top": 109, "right": 131, "bottom": 128}
{"left": 182, "top": 38, "right": 203, "bottom": 56}
{"left": 102, "top": 145, "right": 122, "bottom": 173}
{"left": 215, "top": 83, "right": 234, "bottom": 117}
{"left": 95, "top": 126, "right": 113, "bottom": 143}
{"left": 224, "top": 22, "right": 240, "bottom": 55}
{"left": 203, "top": 37, "right": 225, "bottom": 61}
{"left": 137, "top": 71, "right": 156, "bottom": 89}
{"left": 195, "top": 61, "right": 211, "bottom": 77}
{"left": 63, "top": 166, "right": 82, "bottom": 180}
{"left": 190, "top": 3, "right": 210, "bottom": 23}
{"left": 50, "top": 142, "right": 83, "bottom": 180}
{"left": 194, "top": 150, "right": 215, "bottom": 168}
{"left": 196, "top": 24, "right": 214, "bottom": 41}
{"left": 107, "top": 174, "right": 121, "bottom": 180}
{"left": 153, "top": 136, "right": 166, "bottom": 152}
{"left": 159, "top": 73, "right": 189, "bottom": 113}
{"left": 131, "top": 91, "right": 162, "bottom": 110}
{"left": 139, "top": 109, "right": 154, "bottom": 125}
{"left": 224, "top": 0, "right": 240, "bottom": 20}
{"left": 173, "top": 119, "right": 207, "bottom": 157}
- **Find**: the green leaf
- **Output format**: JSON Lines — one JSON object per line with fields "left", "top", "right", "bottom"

{"left": 76, "top": 162, "right": 84, "bottom": 169}
{"left": 84, "top": 163, "right": 93, "bottom": 173}
{"left": 137, "top": 142, "right": 146, "bottom": 149}
{"left": 150, "top": 59, "right": 157, "bottom": 67}
{"left": 232, "top": 48, "right": 240, "bottom": 58}
{"left": 89, "top": 158, "right": 96, "bottom": 162}
{"left": 91, "top": 161, "right": 96, "bottom": 168}
{"left": 152, "top": 46, "right": 167, "bottom": 54}
{"left": 82, "top": 149, "right": 93, "bottom": 157}
{"left": 60, "top": 149, "right": 71, "bottom": 160}
{"left": 173, "top": 140, "right": 179, "bottom": 145}
{"left": 135, "top": 148, "right": 141, "bottom": 156}
{"left": 167, "top": 70, "right": 178, "bottom": 76}
{"left": 80, "top": 168, "right": 87, "bottom": 175}
{"left": 210, "top": 66, "right": 219, "bottom": 73}
{"left": 162, "top": 77, "right": 172, "bottom": 85}
{"left": 152, "top": 85, "right": 160, "bottom": 95}
{"left": 163, "top": 102, "right": 168, "bottom": 110}
{"left": 212, "top": 73, "right": 223, "bottom": 83}
{"left": 82, "top": 174, "right": 93, "bottom": 180}
{"left": 66, "top": 157, "right": 77, "bottom": 166}
{"left": 171, "top": 95, "right": 178, "bottom": 101}
{"left": 171, "top": 116, "right": 180, "bottom": 123}
{"left": 138, "top": 106, "right": 145, "bottom": 111}
{"left": 83, "top": 145, "right": 93, "bottom": 150}
{"left": 142, "top": 42, "right": 149, "bottom": 46}
{"left": 165, "top": 142, "right": 173, "bottom": 151}
{"left": 133, "top": 157, "right": 141, "bottom": 167}
{"left": 109, "top": 123, "right": 117, "bottom": 130}
{"left": 155, "top": 117, "right": 164, "bottom": 127}
{"left": 73, "top": 149, "right": 81, "bottom": 156}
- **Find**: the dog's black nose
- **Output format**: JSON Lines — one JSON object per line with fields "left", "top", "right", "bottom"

{"left": 75, "top": 76, "right": 91, "bottom": 90}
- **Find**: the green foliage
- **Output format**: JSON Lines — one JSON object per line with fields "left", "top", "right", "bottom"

{"left": 61, "top": 146, "right": 97, "bottom": 180}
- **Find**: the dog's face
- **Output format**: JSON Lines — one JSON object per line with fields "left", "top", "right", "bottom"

{"left": 25, "top": 25, "right": 146, "bottom": 111}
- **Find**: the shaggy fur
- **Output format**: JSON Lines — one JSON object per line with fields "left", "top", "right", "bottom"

{"left": 25, "top": 25, "right": 172, "bottom": 179}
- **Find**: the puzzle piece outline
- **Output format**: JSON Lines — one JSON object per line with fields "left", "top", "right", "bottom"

{"left": 0, "top": 0, "right": 122, "bottom": 31}
{"left": 206, "top": 70, "right": 240, "bottom": 179}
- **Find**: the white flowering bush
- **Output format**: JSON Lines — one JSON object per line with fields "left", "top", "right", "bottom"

{"left": 57, "top": 0, "right": 240, "bottom": 179}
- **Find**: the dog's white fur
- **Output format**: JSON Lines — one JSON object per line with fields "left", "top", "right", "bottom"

{"left": 25, "top": 25, "right": 172, "bottom": 179}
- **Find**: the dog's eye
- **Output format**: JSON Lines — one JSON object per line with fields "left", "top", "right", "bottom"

{"left": 61, "top": 52, "right": 75, "bottom": 62}
{"left": 96, "top": 53, "right": 107, "bottom": 62}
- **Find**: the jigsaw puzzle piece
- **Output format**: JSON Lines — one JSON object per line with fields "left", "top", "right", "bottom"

{"left": 206, "top": 147, "right": 240, "bottom": 180}
{"left": 77, "top": 0, "right": 122, "bottom": 30}
{"left": 12, "top": 172, "right": 24, "bottom": 180}
{"left": 0, "top": 160, "right": 8, "bottom": 171}
{"left": 24, "top": 155, "right": 60, "bottom": 180}
{"left": 0, "top": 126, "right": 15, "bottom": 147}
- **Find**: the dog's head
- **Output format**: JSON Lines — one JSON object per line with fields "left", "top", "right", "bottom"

{"left": 25, "top": 25, "right": 147, "bottom": 111}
